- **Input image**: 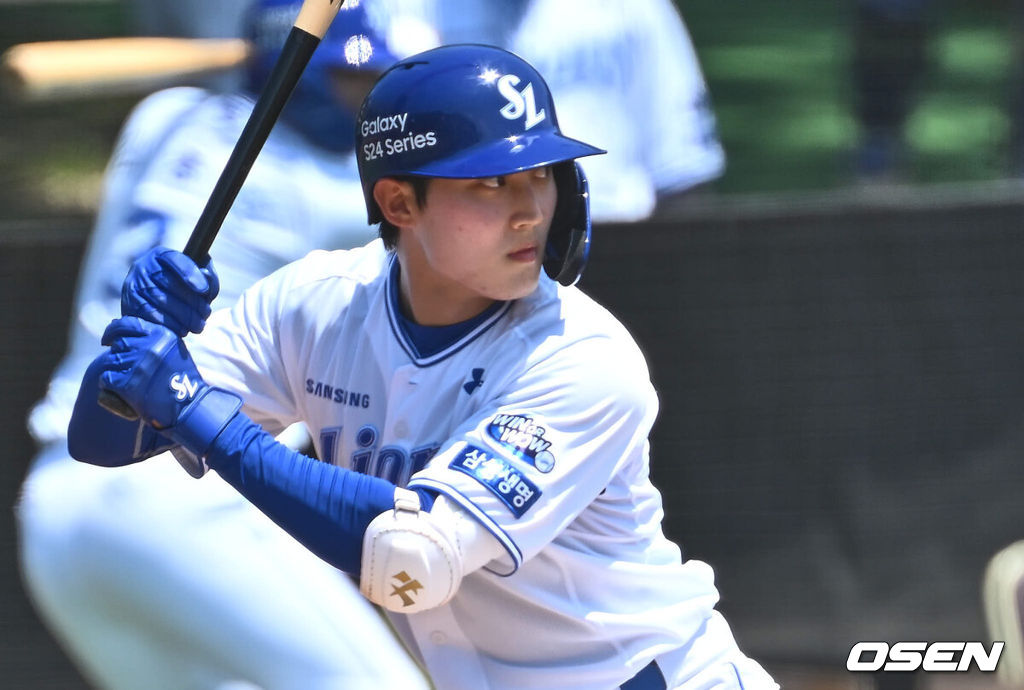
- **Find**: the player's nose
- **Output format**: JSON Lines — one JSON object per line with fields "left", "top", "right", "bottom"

{"left": 507, "top": 173, "right": 545, "bottom": 231}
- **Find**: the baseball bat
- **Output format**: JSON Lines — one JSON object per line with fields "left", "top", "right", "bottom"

{"left": 0, "top": 38, "right": 252, "bottom": 101}
{"left": 99, "top": 0, "right": 347, "bottom": 420}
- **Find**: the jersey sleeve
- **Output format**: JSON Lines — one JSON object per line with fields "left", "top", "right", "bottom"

{"left": 407, "top": 334, "right": 659, "bottom": 575}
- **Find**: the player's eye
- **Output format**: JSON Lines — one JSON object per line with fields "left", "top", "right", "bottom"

{"left": 532, "top": 166, "right": 550, "bottom": 179}
{"left": 480, "top": 176, "right": 504, "bottom": 188}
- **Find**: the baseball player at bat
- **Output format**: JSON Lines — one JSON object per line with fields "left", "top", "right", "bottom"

{"left": 67, "top": 43, "right": 778, "bottom": 689}
{"left": 18, "top": 2, "right": 431, "bottom": 689}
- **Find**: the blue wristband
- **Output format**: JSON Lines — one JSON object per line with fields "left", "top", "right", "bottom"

{"left": 168, "top": 386, "right": 243, "bottom": 459}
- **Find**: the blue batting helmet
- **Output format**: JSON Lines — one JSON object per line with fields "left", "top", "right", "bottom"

{"left": 356, "top": 43, "right": 605, "bottom": 286}
{"left": 244, "top": 0, "right": 400, "bottom": 153}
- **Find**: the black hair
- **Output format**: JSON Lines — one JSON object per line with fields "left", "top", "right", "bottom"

{"left": 378, "top": 176, "right": 430, "bottom": 250}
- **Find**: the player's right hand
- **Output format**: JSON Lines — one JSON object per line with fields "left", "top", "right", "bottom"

{"left": 95, "top": 315, "right": 242, "bottom": 462}
{"left": 99, "top": 316, "right": 206, "bottom": 430}
{"left": 121, "top": 247, "right": 220, "bottom": 336}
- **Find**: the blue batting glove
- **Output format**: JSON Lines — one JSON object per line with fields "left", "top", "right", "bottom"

{"left": 68, "top": 350, "right": 179, "bottom": 468}
{"left": 121, "top": 247, "right": 220, "bottom": 336}
{"left": 99, "top": 316, "right": 206, "bottom": 428}
{"left": 97, "top": 317, "right": 241, "bottom": 458}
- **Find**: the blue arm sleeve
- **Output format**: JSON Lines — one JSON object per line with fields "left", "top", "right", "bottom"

{"left": 204, "top": 414, "right": 435, "bottom": 576}
{"left": 68, "top": 355, "right": 177, "bottom": 466}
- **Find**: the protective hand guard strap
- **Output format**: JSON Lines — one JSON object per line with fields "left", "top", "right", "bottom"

{"left": 166, "top": 387, "right": 243, "bottom": 477}
{"left": 361, "top": 488, "right": 463, "bottom": 613}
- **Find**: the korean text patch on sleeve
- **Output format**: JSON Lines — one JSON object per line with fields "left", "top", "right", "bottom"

{"left": 450, "top": 444, "right": 541, "bottom": 519}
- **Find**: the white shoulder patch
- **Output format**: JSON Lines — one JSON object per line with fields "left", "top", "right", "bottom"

{"left": 360, "top": 488, "right": 463, "bottom": 613}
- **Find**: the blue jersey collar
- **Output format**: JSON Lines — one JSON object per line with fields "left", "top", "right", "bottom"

{"left": 385, "top": 256, "right": 510, "bottom": 367}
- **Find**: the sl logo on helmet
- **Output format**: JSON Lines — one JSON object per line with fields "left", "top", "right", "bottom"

{"left": 497, "top": 74, "right": 546, "bottom": 130}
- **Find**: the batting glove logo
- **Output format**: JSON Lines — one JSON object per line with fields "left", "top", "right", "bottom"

{"left": 169, "top": 373, "right": 200, "bottom": 402}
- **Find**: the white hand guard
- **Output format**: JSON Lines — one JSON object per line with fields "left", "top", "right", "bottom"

{"left": 360, "top": 488, "right": 463, "bottom": 613}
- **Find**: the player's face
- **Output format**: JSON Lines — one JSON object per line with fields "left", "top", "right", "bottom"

{"left": 399, "top": 166, "right": 556, "bottom": 324}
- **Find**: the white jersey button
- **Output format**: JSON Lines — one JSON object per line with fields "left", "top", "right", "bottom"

{"left": 429, "top": 630, "right": 448, "bottom": 645}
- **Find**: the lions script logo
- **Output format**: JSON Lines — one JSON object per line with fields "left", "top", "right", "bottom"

{"left": 390, "top": 571, "right": 423, "bottom": 607}
{"left": 169, "top": 373, "right": 199, "bottom": 401}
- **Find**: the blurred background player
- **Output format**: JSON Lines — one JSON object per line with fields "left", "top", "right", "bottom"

{"left": 510, "top": 0, "right": 724, "bottom": 221}
{"left": 15, "top": 2, "right": 432, "bottom": 688}
{"left": 983, "top": 539, "right": 1024, "bottom": 687}
{"left": 125, "top": 0, "right": 723, "bottom": 221}
{"left": 369, "top": 0, "right": 725, "bottom": 221}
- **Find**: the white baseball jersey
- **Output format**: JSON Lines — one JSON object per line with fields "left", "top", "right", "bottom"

{"left": 512, "top": 0, "right": 725, "bottom": 221}
{"left": 188, "top": 241, "right": 776, "bottom": 689}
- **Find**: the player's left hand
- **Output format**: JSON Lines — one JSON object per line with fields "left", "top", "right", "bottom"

{"left": 98, "top": 316, "right": 208, "bottom": 429}
{"left": 121, "top": 247, "right": 220, "bottom": 336}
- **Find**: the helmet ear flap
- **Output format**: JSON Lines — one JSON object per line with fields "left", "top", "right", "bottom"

{"left": 544, "top": 162, "right": 592, "bottom": 287}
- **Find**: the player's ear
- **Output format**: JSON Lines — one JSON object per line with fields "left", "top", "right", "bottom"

{"left": 373, "top": 178, "right": 417, "bottom": 230}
